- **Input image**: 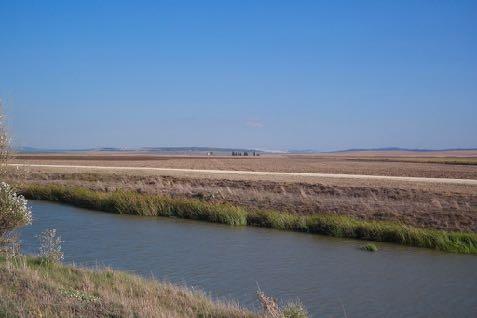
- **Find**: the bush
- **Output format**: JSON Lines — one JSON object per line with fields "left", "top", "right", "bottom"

{"left": 283, "top": 302, "right": 309, "bottom": 318}
{"left": 38, "top": 228, "right": 64, "bottom": 263}
{"left": 257, "top": 288, "right": 309, "bottom": 318}
{"left": 0, "top": 182, "right": 32, "bottom": 250}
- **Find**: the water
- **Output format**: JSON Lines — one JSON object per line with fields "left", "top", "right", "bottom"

{"left": 20, "top": 201, "right": 477, "bottom": 317}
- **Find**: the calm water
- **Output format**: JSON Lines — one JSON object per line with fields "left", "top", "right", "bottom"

{"left": 20, "top": 201, "right": 477, "bottom": 318}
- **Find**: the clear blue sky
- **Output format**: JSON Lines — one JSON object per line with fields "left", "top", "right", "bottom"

{"left": 1, "top": 0, "right": 476, "bottom": 151}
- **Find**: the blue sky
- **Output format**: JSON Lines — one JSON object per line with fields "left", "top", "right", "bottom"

{"left": 1, "top": 0, "right": 476, "bottom": 151}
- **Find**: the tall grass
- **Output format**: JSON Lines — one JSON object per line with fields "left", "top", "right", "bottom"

{"left": 20, "top": 184, "right": 477, "bottom": 254}
{"left": 21, "top": 184, "right": 247, "bottom": 226}
{"left": 0, "top": 255, "right": 258, "bottom": 318}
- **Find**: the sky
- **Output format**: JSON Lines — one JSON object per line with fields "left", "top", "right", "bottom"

{"left": 0, "top": 0, "right": 476, "bottom": 151}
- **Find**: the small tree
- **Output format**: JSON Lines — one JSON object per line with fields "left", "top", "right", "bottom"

{"left": 0, "top": 182, "right": 32, "bottom": 251}
{"left": 0, "top": 102, "right": 9, "bottom": 176}
{"left": 0, "top": 103, "right": 32, "bottom": 253}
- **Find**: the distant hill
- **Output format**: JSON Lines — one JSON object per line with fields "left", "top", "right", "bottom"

{"left": 286, "top": 147, "right": 477, "bottom": 154}
{"left": 14, "top": 146, "right": 477, "bottom": 154}
{"left": 139, "top": 147, "right": 265, "bottom": 153}
{"left": 15, "top": 147, "right": 96, "bottom": 153}
{"left": 14, "top": 146, "right": 268, "bottom": 154}
{"left": 329, "top": 147, "right": 477, "bottom": 153}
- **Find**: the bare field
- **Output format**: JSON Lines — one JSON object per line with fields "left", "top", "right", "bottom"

{"left": 9, "top": 152, "right": 477, "bottom": 232}
{"left": 10, "top": 164, "right": 477, "bottom": 194}
{"left": 12, "top": 151, "right": 477, "bottom": 179}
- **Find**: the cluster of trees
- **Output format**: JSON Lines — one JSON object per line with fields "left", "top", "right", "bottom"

{"left": 231, "top": 151, "right": 259, "bottom": 157}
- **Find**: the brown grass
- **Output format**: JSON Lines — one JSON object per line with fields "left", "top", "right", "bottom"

{"left": 346, "top": 157, "right": 477, "bottom": 166}
{"left": 19, "top": 184, "right": 477, "bottom": 253}
{"left": 0, "top": 256, "right": 257, "bottom": 318}
{"left": 11, "top": 171, "right": 477, "bottom": 233}
{"left": 1, "top": 256, "right": 312, "bottom": 318}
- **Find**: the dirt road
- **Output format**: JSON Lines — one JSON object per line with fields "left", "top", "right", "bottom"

{"left": 10, "top": 163, "right": 477, "bottom": 185}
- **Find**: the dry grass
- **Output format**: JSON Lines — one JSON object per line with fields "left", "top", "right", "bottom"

{"left": 11, "top": 171, "right": 477, "bottom": 232}
{"left": 0, "top": 256, "right": 258, "bottom": 318}
{"left": 256, "top": 288, "right": 308, "bottom": 318}
{"left": 18, "top": 184, "right": 477, "bottom": 253}
{"left": 346, "top": 157, "right": 477, "bottom": 166}
{"left": 0, "top": 256, "right": 308, "bottom": 318}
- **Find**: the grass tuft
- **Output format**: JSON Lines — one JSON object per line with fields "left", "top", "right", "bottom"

{"left": 19, "top": 184, "right": 477, "bottom": 254}
{"left": 360, "top": 243, "right": 378, "bottom": 252}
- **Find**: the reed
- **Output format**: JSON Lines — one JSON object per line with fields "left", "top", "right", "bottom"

{"left": 20, "top": 184, "right": 477, "bottom": 254}
{"left": 21, "top": 184, "right": 247, "bottom": 226}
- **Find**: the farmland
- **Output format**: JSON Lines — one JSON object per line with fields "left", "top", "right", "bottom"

{"left": 9, "top": 151, "right": 477, "bottom": 233}
{"left": 12, "top": 150, "right": 477, "bottom": 179}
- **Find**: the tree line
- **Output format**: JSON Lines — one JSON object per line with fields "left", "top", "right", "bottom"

{"left": 231, "top": 151, "right": 259, "bottom": 157}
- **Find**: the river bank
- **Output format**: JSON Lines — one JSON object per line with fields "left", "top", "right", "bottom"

{"left": 0, "top": 256, "right": 261, "bottom": 318}
{"left": 9, "top": 169, "right": 477, "bottom": 233}
{"left": 19, "top": 184, "right": 477, "bottom": 254}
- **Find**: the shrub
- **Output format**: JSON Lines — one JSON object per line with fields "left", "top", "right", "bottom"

{"left": 38, "top": 228, "right": 64, "bottom": 263}
{"left": 257, "top": 288, "right": 309, "bottom": 318}
{"left": 0, "top": 182, "right": 32, "bottom": 251}
{"left": 283, "top": 302, "right": 309, "bottom": 318}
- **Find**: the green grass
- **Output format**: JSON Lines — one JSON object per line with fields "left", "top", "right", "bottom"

{"left": 20, "top": 184, "right": 477, "bottom": 254}
{"left": 360, "top": 243, "right": 378, "bottom": 252}
{"left": 21, "top": 184, "right": 248, "bottom": 226}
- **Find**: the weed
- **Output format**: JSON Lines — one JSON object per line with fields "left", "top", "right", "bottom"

{"left": 38, "top": 228, "right": 64, "bottom": 263}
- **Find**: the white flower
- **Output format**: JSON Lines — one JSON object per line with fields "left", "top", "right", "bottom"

{"left": 0, "top": 182, "right": 32, "bottom": 234}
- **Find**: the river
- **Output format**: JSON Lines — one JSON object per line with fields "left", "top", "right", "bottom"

{"left": 20, "top": 201, "right": 477, "bottom": 317}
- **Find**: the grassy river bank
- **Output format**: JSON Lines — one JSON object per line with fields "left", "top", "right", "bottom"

{"left": 19, "top": 184, "right": 477, "bottom": 254}
{"left": 0, "top": 256, "right": 261, "bottom": 318}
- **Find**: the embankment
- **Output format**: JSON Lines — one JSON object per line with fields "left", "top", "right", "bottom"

{"left": 0, "top": 256, "right": 257, "bottom": 317}
{"left": 20, "top": 184, "right": 477, "bottom": 254}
